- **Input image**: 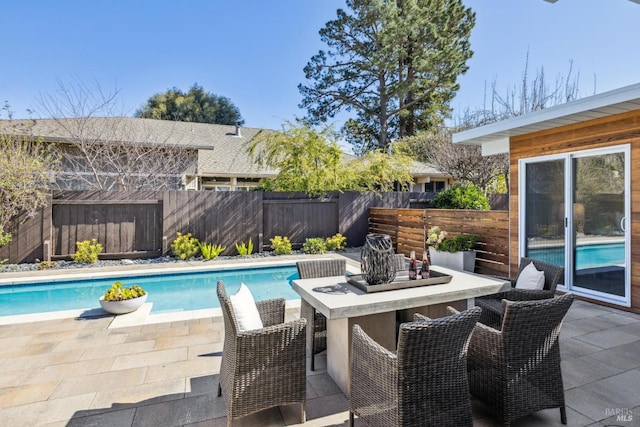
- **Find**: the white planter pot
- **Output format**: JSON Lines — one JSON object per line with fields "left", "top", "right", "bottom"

{"left": 429, "top": 249, "right": 476, "bottom": 272}
{"left": 99, "top": 294, "right": 147, "bottom": 314}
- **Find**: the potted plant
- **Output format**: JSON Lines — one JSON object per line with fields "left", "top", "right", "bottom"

{"left": 99, "top": 281, "right": 148, "bottom": 314}
{"left": 426, "top": 226, "right": 477, "bottom": 272}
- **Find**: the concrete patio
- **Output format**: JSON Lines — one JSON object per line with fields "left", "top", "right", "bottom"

{"left": 0, "top": 297, "right": 639, "bottom": 426}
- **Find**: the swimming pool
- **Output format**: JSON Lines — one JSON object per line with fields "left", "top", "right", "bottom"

{"left": 0, "top": 264, "right": 300, "bottom": 317}
{"left": 528, "top": 242, "right": 625, "bottom": 270}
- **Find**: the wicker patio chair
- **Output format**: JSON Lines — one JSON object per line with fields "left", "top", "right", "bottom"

{"left": 216, "top": 281, "right": 307, "bottom": 426}
{"left": 468, "top": 293, "right": 575, "bottom": 426}
{"left": 476, "top": 257, "right": 564, "bottom": 328}
{"left": 349, "top": 306, "right": 481, "bottom": 427}
{"left": 296, "top": 259, "right": 346, "bottom": 371}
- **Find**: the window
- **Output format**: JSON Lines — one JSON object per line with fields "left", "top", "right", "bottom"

{"left": 425, "top": 181, "right": 445, "bottom": 192}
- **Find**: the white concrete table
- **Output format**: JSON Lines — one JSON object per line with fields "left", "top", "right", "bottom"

{"left": 292, "top": 265, "right": 509, "bottom": 395}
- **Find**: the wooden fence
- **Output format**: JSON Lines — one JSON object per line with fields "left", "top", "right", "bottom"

{"left": 1, "top": 190, "right": 431, "bottom": 264}
{"left": 369, "top": 208, "right": 510, "bottom": 277}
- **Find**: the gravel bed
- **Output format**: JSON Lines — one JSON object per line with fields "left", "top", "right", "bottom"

{"left": 0, "top": 247, "right": 363, "bottom": 274}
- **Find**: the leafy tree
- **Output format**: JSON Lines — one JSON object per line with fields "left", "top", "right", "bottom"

{"left": 299, "top": 0, "right": 475, "bottom": 152}
{"left": 0, "top": 104, "right": 60, "bottom": 248}
{"left": 135, "top": 84, "right": 244, "bottom": 125}
{"left": 247, "top": 121, "right": 412, "bottom": 196}
{"left": 395, "top": 129, "right": 508, "bottom": 194}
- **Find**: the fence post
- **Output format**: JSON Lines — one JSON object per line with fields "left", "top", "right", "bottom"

{"left": 43, "top": 240, "right": 51, "bottom": 262}
{"left": 162, "top": 236, "right": 168, "bottom": 255}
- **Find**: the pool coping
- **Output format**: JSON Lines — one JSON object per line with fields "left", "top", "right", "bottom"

{"left": 0, "top": 253, "right": 362, "bottom": 327}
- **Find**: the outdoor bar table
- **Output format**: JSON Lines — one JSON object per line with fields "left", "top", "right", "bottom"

{"left": 291, "top": 265, "right": 510, "bottom": 395}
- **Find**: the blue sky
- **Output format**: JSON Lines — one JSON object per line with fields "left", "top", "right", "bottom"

{"left": 2, "top": 0, "right": 640, "bottom": 135}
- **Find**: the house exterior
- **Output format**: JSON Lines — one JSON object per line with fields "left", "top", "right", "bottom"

{"left": 453, "top": 82, "right": 640, "bottom": 313}
{"left": 3, "top": 116, "right": 453, "bottom": 193}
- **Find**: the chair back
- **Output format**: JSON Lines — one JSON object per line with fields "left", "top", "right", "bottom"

{"left": 217, "top": 281, "right": 240, "bottom": 338}
{"left": 396, "top": 306, "right": 481, "bottom": 425}
{"left": 517, "top": 257, "right": 565, "bottom": 293}
{"left": 296, "top": 259, "right": 346, "bottom": 279}
{"left": 501, "top": 293, "right": 574, "bottom": 359}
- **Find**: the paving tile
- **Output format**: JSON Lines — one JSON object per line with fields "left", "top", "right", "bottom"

{"left": 90, "top": 378, "right": 186, "bottom": 410}
{"left": 124, "top": 325, "right": 190, "bottom": 343}
{"left": 154, "top": 331, "right": 218, "bottom": 350}
{"left": 564, "top": 305, "right": 611, "bottom": 322}
{"left": 20, "top": 357, "right": 115, "bottom": 385}
{"left": 306, "top": 372, "right": 342, "bottom": 397}
{"left": 29, "top": 329, "right": 82, "bottom": 344}
{"left": 186, "top": 374, "right": 219, "bottom": 397}
{"left": 79, "top": 339, "right": 157, "bottom": 360}
{"left": 187, "top": 341, "right": 224, "bottom": 359}
{"left": 0, "top": 335, "right": 34, "bottom": 355}
{"left": 561, "top": 355, "right": 623, "bottom": 389}
{"left": 574, "top": 329, "right": 639, "bottom": 350}
{"left": 50, "top": 367, "right": 148, "bottom": 399}
{"left": 586, "top": 340, "right": 640, "bottom": 371}
{"left": 560, "top": 337, "right": 604, "bottom": 359}
{"left": 565, "top": 369, "right": 640, "bottom": 421}
{"left": 145, "top": 357, "right": 220, "bottom": 384}
{"left": 305, "top": 393, "right": 349, "bottom": 422}
{"left": 616, "top": 321, "right": 640, "bottom": 337}
{"left": 0, "top": 369, "right": 28, "bottom": 388}
{"left": 130, "top": 392, "right": 229, "bottom": 427}
{"left": 111, "top": 347, "right": 188, "bottom": 371}
{"left": 53, "top": 333, "right": 128, "bottom": 352}
{"left": 0, "top": 392, "right": 96, "bottom": 426}
{"left": 0, "top": 380, "right": 60, "bottom": 407}
{"left": 66, "top": 407, "right": 136, "bottom": 427}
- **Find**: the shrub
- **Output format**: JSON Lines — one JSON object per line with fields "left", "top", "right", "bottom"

{"left": 431, "top": 184, "right": 490, "bottom": 210}
{"left": 104, "top": 281, "right": 146, "bottom": 301}
{"left": 427, "top": 226, "right": 476, "bottom": 253}
{"left": 0, "top": 231, "right": 11, "bottom": 248}
{"left": 235, "top": 238, "right": 254, "bottom": 256}
{"left": 302, "top": 237, "right": 327, "bottom": 254}
{"left": 36, "top": 260, "right": 57, "bottom": 270}
{"left": 71, "top": 238, "right": 103, "bottom": 263}
{"left": 199, "top": 242, "right": 225, "bottom": 259}
{"left": 270, "top": 236, "right": 293, "bottom": 255}
{"left": 326, "top": 233, "right": 347, "bottom": 251}
{"left": 171, "top": 232, "right": 200, "bottom": 260}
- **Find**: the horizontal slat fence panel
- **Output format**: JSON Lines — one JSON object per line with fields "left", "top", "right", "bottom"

{"left": 369, "top": 208, "right": 510, "bottom": 277}
{"left": 397, "top": 209, "right": 426, "bottom": 256}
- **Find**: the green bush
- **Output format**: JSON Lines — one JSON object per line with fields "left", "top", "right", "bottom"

{"left": 36, "top": 260, "right": 57, "bottom": 270}
{"left": 72, "top": 238, "right": 103, "bottom": 263}
{"left": 270, "top": 236, "right": 293, "bottom": 255}
{"left": 235, "top": 238, "right": 254, "bottom": 256}
{"left": 437, "top": 234, "right": 477, "bottom": 253}
{"left": 431, "top": 184, "right": 490, "bottom": 210}
{"left": 326, "top": 233, "right": 347, "bottom": 251}
{"left": 199, "top": 242, "right": 225, "bottom": 259}
{"left": 171, "top": 232, "right": 200, "bottom": 260}
{"left": 0, "top": 231, "right": 11, "bottom": 248}
{"left": 104, "top": 281, "right": 146, "bottom": 301}
{"left": 302, "top": 237, "right": 327, "bottom": 254}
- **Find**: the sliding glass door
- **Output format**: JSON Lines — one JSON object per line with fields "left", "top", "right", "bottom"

{"left": 520, "top": 145, "right": 630, "bottom": 306}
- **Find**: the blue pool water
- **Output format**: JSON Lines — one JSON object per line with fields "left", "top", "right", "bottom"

{"left": 528, "top": 242, "right": 624, "bottom": 270}
{"left": 0, "top": 265, "right": 300, "bottom": 317}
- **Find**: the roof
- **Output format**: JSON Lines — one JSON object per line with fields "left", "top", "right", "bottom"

{"left": 1, "top": 116, "right": 446, "bottom": 179}
{"left": 452, "top": 82, "right": 640, "bottom": 155}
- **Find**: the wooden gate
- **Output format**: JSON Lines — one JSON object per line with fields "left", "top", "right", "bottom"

{"left": 52, "top": 199, "right": 163, "bottom": 259}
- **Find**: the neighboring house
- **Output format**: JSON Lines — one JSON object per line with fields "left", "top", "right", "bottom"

{"left": 2, "top": 116, "right": 452, "bottom": 193}
{"left": 453, "top": 82, "right": 640, "bottom": 313}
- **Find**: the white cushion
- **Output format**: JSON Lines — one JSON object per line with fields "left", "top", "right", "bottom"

{"left": 229, "top": 283, "right": 264, "bottom": 331}
{"left": 515, "top": 262, "right": 546, "bottom": 290}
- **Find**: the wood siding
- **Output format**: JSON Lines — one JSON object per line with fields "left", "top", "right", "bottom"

{"left": 510, "top": 109, "right": 640, "bottom": 311}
